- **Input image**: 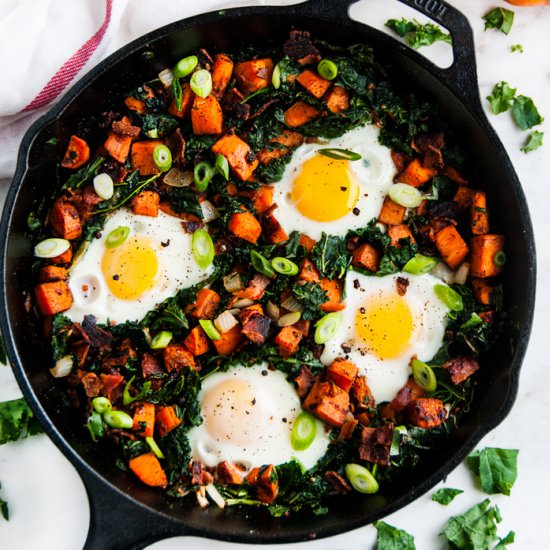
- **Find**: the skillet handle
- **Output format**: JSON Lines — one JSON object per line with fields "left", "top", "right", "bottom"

{"left": 78, "top": 465, "right": 189, "bottom": 550}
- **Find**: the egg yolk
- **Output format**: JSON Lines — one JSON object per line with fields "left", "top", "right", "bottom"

{"left": 101, "top": 236, "right": 158, "bottom": 300}
{"left": 201, "top": 379, "right": 264, "bottom": 445}
{"left": 355, "top": 294, "right": 415, "bottom": 359}
{"left": 291, "top": 154, "right": 360, "bottom": 221}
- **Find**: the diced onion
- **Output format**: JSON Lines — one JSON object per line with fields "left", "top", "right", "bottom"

{"left": 205, "top": 484, "right": 226, "bottom": 509}
{"left": 93, "top": 173, "right": 114, "bottom": 200}
{"left": 214, "top": 310, "right": 238, "bottom": 334}
{"left": 266, "top": 301, "right": 280, "bottom": 320}
{"left": 231, "top": 298, "right": 254, "bottom": 309}
{"left": 158, "top": 68, "right": 174, "bottom": 88}
{"left": 196, "top": 487, "right": 209, "bottom": 508}
{"left": 453, "top": 262, "right": 470, "bottom": 285}
{"left": 163, "top": 168, "right": 193, "bottom": 187}
{"left": 280, "top": 296, "right": 303, "bottom": 313}
{"left": 278, "top": 311, "right": 301, "bottom": 327}
{"left": 431, "top": 261, "right": 454, "bottom": 284}
{"left": 50, "top": 355, "right": 73, "bottom": 378}
{"left": 223, "top": 272, "right": 244, "bottom": 293}
{"left": 200, "top": 200, "right": 220, "bottom": 223}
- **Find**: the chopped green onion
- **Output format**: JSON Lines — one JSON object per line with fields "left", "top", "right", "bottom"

{"left": 277, "top": 311, "right": 302, "bottom": 327}
{"left": 194, "top": 161, "right": 214, "bottom": 191}
{"left": 173, "top": 78, "right": 183, "bottom": 111}
{"left": 314, "top": 312, "right": 343, "bottom": 344}
{"left": 250, "top": 250, "right": 275, "bottom": 277}
{"left": 215, "top": 154, "right": 229, "bottom": 180}
{"left": 105, "top": 226, "right": 130, "bottom": 249}
{"left": 434, "top": 284, "right": 464, "bottom": 311}
{"left": 411, "top": 358, "right": 437, "bottom": 392}
{"left": 150, "top": 331, "right": 173, "bottom": 349}
{"left": 192, "top": 229, "right": 215, "bottom": 269}
{"left": 271, "top": 257, "right": 299, "bottom": 276}
{"left": 345, "top": 463, "right": 379, "bottom": 494}
{"left": 389, "top": 183, "right": 423, "bottom": 208}
{"left": 494, "top": 250, "right": 506, "bottom": 267}
{"left": 403, "top": 253, "right": 438, "bottom": 275}
{"left": 93, "top": 173, "right": 114, "bottom": 200}
{"left": 190, "top": 69, "right": 212, "bottom": 98}
{"left": 92, "top": 396, "right": 112, "bottom": 415}
{"left": 390, "top": 425, "right": 407, "bottom": 456}
{"left": 272, "top": 62, "right": 281, "bottom": 89}
{"left": 317, "top": 59, "right": 338, "bottom": 80}
{"left": 34, "top": 238, "right": 70, "bottom": 259}
{"left": 173, "top": 55, "right": 198, "bottom": 78}
{"left": 318, "top": 148, "right": 362, "bottom": 161}
{"left": 460, "top": 312, "right": 483, "bottom": 330}
{"left": 103, "top": 410, "right": 134, "bottom": 430}
{"left": 199, "top": 319, "right": 222, "bottom": 340}
{"left": 146, "top": 128, "right": 159, "bottom": 139}
{"left": 153, "top": 144, "right": 172, "bottom": 172}
{"left": 86, "top": 411, "right": 105, "bottom": 442}
{"left": 146, "top": 436, "right": 165, "bottom": 459}
{"left": 290, "top": 412, "right": 317, "bottom": 451}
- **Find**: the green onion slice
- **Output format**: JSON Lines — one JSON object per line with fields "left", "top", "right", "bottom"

{"left": 403, "top": 253, "right": 438, "bottom": 275}
{"left": 272, "top": 62, "right": 281, "bottom": 89}
{"left": 411, "top": 358, "right": 437, "bottom": 392}
{"left": 389, "top": 183, "right": 423, "bottom": 208}
{"left": 173, "top": 55, "right": 198, "bottom": 78}
{"left": 103, "top": 410, "right": 134, "bottom": 430}
{"left": 194, "top": 161, "right": 214, "bottom": 191}
{"left": 344, "top": 463, "right": 379, "bottom": 494}
{"left": 199, "top": 319, "right": 222, "bottom": 340}
{"left": 93, "top": 173, "right": 114, "bottom": 200}
{"left": 86, "top": 411, "right": 105, "bottom": 442}
{"left": 215, "top": 154, "right": 230, "bottom": 180}
{"left": 494, "top": 250, "right": 506, "bottom": 267}
{"left": 271, "top": 257, "right": 299, "bottom": 276}
{"left": 290, "top": 412, "right": 317, "bottom": 451}
{"left": 190, "top": 69, "right": 212, "bottom": 98}
{"left": 105, "top": 226, "right": 130, "bottom": 249}
{"left": 318, "top": 148, "right": 361, "bottom": 161}
{"left": 146, "top": 436, "right": 165, "bottom": 459}
{"left": 92, "top": 396, "right": 112, "bottom": 415}
{"left": 434, "top": 284, "right": 464, "bottom": 311}
{"left": 153, "top": 144, "right": 172, "bottom": 172}
{"left": 150, "top": 331, "right": 173, "bottom": 350}
{"left": 317, "top": 59, "right": 338, "bottom": 80}
{"left": 192, "top": 229, "right": 215, "bottom": 269}
{"left": 250, "top": 250, "right": 275, "bottom": 278}
{"left": 34, "top": 238, "right": 70, "bottom": 259}
{"left": 314, "top": 312, "right": 343, "bottom": 344}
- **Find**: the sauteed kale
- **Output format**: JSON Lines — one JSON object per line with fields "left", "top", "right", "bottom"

{"left": 30, "top": 30, "right": 505, "bottom": 516}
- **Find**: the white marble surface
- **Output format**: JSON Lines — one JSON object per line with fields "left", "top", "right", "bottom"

{"left": 1, "top": 1, "right": 549, "bottom": 548}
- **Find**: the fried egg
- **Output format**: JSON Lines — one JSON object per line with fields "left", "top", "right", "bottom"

{"left": 322, "top": 272, "right": 450, "bottom": 403}
{"left": 65, "top": 208, "right": 211, "bottom": 324}
{"left": 187, "top": 363, "right": 331, "bottom": 470}
{"left": 273, "top": 125, "right": 395, "bottom": 240}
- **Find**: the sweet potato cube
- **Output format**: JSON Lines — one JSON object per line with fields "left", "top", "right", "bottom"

{"left": 471, "top": 278, "right": 494, "bottom": 305}
{"left": 133, "top": 402, "right": 155, "bottom": 437}
{"left": 298, "top": 234, "right": 316, "bottom": 253}
{"left": 163, "top": 344, "right": 195, "bottom": 372}
{"left": 156, "top": 405, "right": 182, "bottom": 437}
{"left": 212, "top": 54, "right": 234, "bottom": 99}
{"left": 61, "top": 135, "right": 90, "bottom": 169}
{"left": 387, "top": 224, "right": 415, "bottom": 247}
{"left": 183, "top": 325, "right": 210, "bottom": 356}
{"left": 234, "top": 58, "right": 274, "bottom": 93}
{"left": 128, "top": 453, "right": 167, "bottom": 488}
{"left": 212, "top": 324, "right": 244, "bottom": 356}
{"left": 325, "top": 85, "right": 349, "bottom": 113}
{"left": 35, "top": 281, "right": 73, "bottom": 316}
{"left": 252, "top": 185, "right": 274, "bottom": 214}
{"left": 296, "top": 69, "right": 332, "bottom": 98}
{"left": 319, "top": 278, "right": 345, "bottom": 312}
{"left": 284, "top": 101, "right": 319, "bottom": 128}
{"left": 168, "top": 82, "right": 194, "bottom": 118}
{"left": 217, "top": 461, "right": 245, "bottom": 485}
{"left": 132, "top": 190, "right": 160, "bottom": 217}
{"left": 191, "top": 95, "right": 223, "bottom": 135}
{"left": 352, "top": 243, "right": 380, "bottom": 272}
{"left": 378, "top": 196, "right": 406, "bottom": 226}
{"left": 470, "top": 234, "right": 505, "bottom": 278}
{"left": 131, "top": 140, "right": 162, "bottom": 176}
{"left": 50, "top": 247, "right": 73, "bottom": 266}
{"left": 396, "top": 158, "right": 437, "bottom": 187}
{"left": 303, "top": 381, "right": 350, "bottom": 427}
{"left": 39, "top": 266, "right": 68, "bottom": 283}
{"left": 49, "top": 199, "right": 82, "bottom": 240}
{"left": 227, "top": 211, "right": 262, "bottom": 243}
{"left": 104, "top": 132, "right": 133, "bottom": 164}
{"left": 274, "top": 326, "right": 303, "bottom": 358}
{"left": 211, "top": 134, "right": 258, "bottom": 181}
{"left": 407, "top": 398, "right": 447, "bottom": 429}
{"left": 470, "top": 190, "right": 490, "bottom": 235}
{"left": 190, "top": 288, "right": 221, "bottom": 319}
{"left": 298, "top": 259, "right": 320, "bottom": 282}
{"left": 453, "top": 185, "right": 474, "bottom": 211}
{"left": 327, "top": 358, "right": 358, "bottom": 392}
{"left": 434, "top": 225, "right": 469, "bottom": 270}
{"left": 261, "top": 212, "right": 288, "bottom": 244}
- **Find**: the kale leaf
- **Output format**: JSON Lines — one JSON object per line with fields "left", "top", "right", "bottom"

{"left": 140, "top": 113, "right": 179, "bottom": 138}
{"left": 511, "top": 95, "right": 544, "bottom": 130}
{"left": 432, "top": 487, "right": 463, "bottom": 505}
{"left": 521, "top": 130, "right": 543, "bottom": 153}
{"left": 487, "top": 82, "right": 517, "bottom": 115}
{"left": 483, "top": 8, "right": 515, "bottom": 35}
{"left": 61, "top": 156, "right": 105, "bottom": 191}
{"left": 311, "top": 233, "right": 350, "bottom": 280}
{"left": 165, "top": 187, "right": 203, "bottom": 219}
{"left": 0, "top": 398, "right": 43, "bottom": 445}
{"left": 161, "top": 423, "right": 192, "bottom": 485}
{"left": 467, "top": 447, "right": 519, "bottom": 496}
{"left": 385, "top": 18, "right": 451, "bottom": 49}
{"left": 292, "top": 282, "right": 328, "bottom": 321}
{"left": 51, "top": 314, "right": 73, "bottom": 360}
{"left": 374, "top": 520, "right": 416, "bottom": 549}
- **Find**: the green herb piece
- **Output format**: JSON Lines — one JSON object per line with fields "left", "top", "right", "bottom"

{"left": 105, "top": 226, "right": 130, "bottom": 249}
{"left": 26, "top": 212, "right": 41, "bottom": 231}
{"left": 483, "top": 8, "right": 515, "bottom": 35}
{"left": 317, "top": 148, "right": 361, "bottom": 161}
{"left": 385, "top": 18, "right": 451, "bottom": 49}
{"left": 432, "top": 487, "right": 463, "bottom": 505}
{"left": 317, "top": 59, "right": 338, "bottom": 80}
{"left": 272, "top": 62, "right": 281, "bottom": 89}
{"left": 215, "top": 154, "right": 229, "bottom": 180}
{"left": 374, "top": 520, "right": 416, "bottom": 549}
{"left": 512, "top": 95, "right": 544, "bottom": 130}
{"left": 250, "top": 250, "right": 275, "bottom": 278}
{"left": 145, "top": 436, "right": 165, "bottom": 459}
{"left": 141, "top": 113, "right": 178, "bottom": 138}
{"left": 521, "top": 130, "right": 543, "bottom": 153}
{"left": 467, "top": 447, "right": 519, "bottom": 496}
{"left": 292, "top": 282, "right": 329, "bottom": 321}
{"left": 290, "top": 412, "right": 317, "bottom": 451}
{"left": 442, "top": 498, "right": 515, "bottom": 549}
{"left": 511, "top": 44, "right": 523, "bottom": 54}
{"left": 61, "top": 156, "right": 104, "bottom": 191}
{"left": 0, "top": 482, "right": 8, "bottom": 521}
{"left": 192, "top": 229, "right": 215, "bottom": 269}
{"left": 86, "top": 411, "right": 105, "bottom": 442}
{"left": 311, "top": 233, "right": 350, "bottom": 279}
{"left": 0, "top": 398, "right": 43, "bottom": 444}
{"left": 344, "top": 463, "right": 379, "bottom": 494}
{"left": 240, "top": 87, "right": 270, "bottom": 104}
{"left": 172, "top": 55, "right": 198, "bottom": 79}
{"left": 487, "top": 82, "right": 517, "bottom": 114}
{"left": 493, "top": 250, "right": 506, "bottom": 268}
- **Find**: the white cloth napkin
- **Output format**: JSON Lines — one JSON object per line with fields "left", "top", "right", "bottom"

{"left": 0, "top": 0, "right": 282, "bottom": 180}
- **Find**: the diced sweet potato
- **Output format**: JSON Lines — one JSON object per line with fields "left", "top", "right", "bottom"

{"left": 168, "top": 83, "right": 194, "bottom": 118}
{"left": 190, "top": 288, "right": 221, "bottom": 319}
{"left": 217, "top": 461, "right": 245, "bottom": 485}
{"left": 284, "top": 101, "right": 319, "bottom": 127}
{"left": 212, "top": 324, "right": 244, "bottom": 355}
{"left": 184, "top": 325, "right": 210, "bottom": 356}
{"left": 163, "top": 344, "right": 195, "bottom": 372}
{"left": 352, "top": 375, "right": 375, "bottom": 410}
{"left": 296, "top": 69, "right": 332, "bottom": 98}
{"left": 129, "top": 453, "right": 167, "bottom": 488}
{"left": 39, "top": 265, "right": 68, "bottom": 282}
{"left": 359, "top": 425, "right": 393, "bottom": 465}
{"left": 133, "top": 402, "right": 155, "bottom": 437}
{"left": 156, "top": 405, "right": 182, "bottom": 437}
{"left": 453, "top": 185, "right": 474, "bottom": 211}
{"left": 325, "top": 85, "right": 349, "bottom": 113}
{"left": 470, "top": 234, "right": 505, "bottom": 278}
{"left": 191, "top": 95, "right": 223, "bottom": 135}
{"left": 131, "top": 140, "right": 162, "bottom": 176}
{"left": 227, "top": 210, "right": 262, "bottom": 243}
{"left": 471, "top": 190, "right": 490, "bottom": 235}
{"left": 61, "top": 135, "right": 90, "bottom": 169}
{"left": 327, "top": 358, "right": 358, "bottom": 392}
{"left": 132, "top": 190, "right": 160, "bottom": 217}
{"left": 124, "top": 86, "right": 154, "bottom": 114}
{"left": 256, "top": 147, "right": 289, "bottom": 166}
{"left": 387, "top": 224, "right": 415, "bottom": 247}
{"left": 212, "top": 54, "right": 234, "bottom": 99}
{"left": 104, "top": 132, "right": 133, "bottom": 164}
{"left": 233, "top": 274, "right": 271, "bottom": 300}
{"left": 338, "top": 418, "right": 358, "bottom": 441}
{"left": 434, "top": 225, "right": 469, "bottom": 270}
{"left": 352, "top": 243, "right": 380, "bottom": 272}
{"left": 50, "top": 246, "right": 73, "bottom": 266}
{"left": 234, "top": 58, "right": 274, "bottom": 93}
{"left": 303, "top": 381, "right": 350, "bottom": 427}
{"left": 298, "top": 258, "right": 320, "bottom": 282}
{"left": 252, "top": 185, "right": 273, "bottom": 214}
{"left": 211, "top": 134, "right": 258, "bottom": 181}
{"left": 443, "top": 355, "right": 480, "bottom": 385}
{"left": 248, "top": 464, "right": 278, "bottom": 503}
{"left": 35, "top": 281, "right": 73, "bottom": 315}
{"left": 319, "top": 278, "right": 345, "bottom": 312}
{"left": 391, "top": 377, "right": 425, "bottom": 413}
{"left": 274, "top": 326, "right": 303, "bottom": 358}
{"left": 298, "top": 233, "right": 316, "bottom": 253}
{"left": 261, "top": 212, "right": 288, "bottom": 243}
{"left": 378, "top": 196, "right": 406, "bottom": 226}
{"left": 396, "top": 158, "right": 437, "bottom": 187}
{"left": 471, "top": 278, "right": 494, "bottom": 305}
{"left": 50, "top": 199, "right": 82, "bottom": 240}
{"left": 407, "top": 398, "right": 447, "bottom": 428}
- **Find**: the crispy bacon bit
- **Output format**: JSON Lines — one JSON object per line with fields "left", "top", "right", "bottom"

{"left": 141, "top": 352, "right": 163, "bottom": 378}
{"left": 241, "top": 313, "right": 271, "bottom": 344}
{"left": 283, "top": 30, "right": 321, "bottom": 66}
{"left": 391, "top": 149, "right": 411, "bottom": 172}
{"left": 81, "top": 372, "right": 102, "bottom": 397}
{"left": 337, "top": 417, "right": 358, "bottom": 440}
{"left": 81, "top": 315, "right": 113, "bottom": 348}
{"left": 217, "top": 461, "right": 245, "bottom": 485}
{"left": 112, "top": 116, "right": 140, "bottom": 137}
{"left": 165, "top": 128, "right": 186, "bottom": 164}
{"left": 396, "top": 276, "right": 409, "bottom": 297}
{"left": 443, "top": 355, "right": 480, "bottom": 384}
{"left": 191, "top": 461, "right": 214, "bottom": 486}
{"left": 249, "top": 98, "right": 279, "bottom": 120}
{"left": 73, "top": 342, "right": 90, "bottom": 367}
{"left": 294, "top": 365, "right": 316, "bottom": 399}
{"left": 390, "top": 377, "right": 425, "bottom": 413}
{"left": 233, "top": 274, "right": 271, "bottom": 301}
{"left": 100, "top": 372, "right": 124, "bottom": 403}
{"left": 359, "top": 424, "right": 394, "bottom": 465}
{"left": 324, "top": 470, "right": 352, "bottom": 494}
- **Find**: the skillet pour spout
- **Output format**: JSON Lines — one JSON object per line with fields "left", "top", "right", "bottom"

{"left": 0, "top": 0, "right": 535, "bottom": 548}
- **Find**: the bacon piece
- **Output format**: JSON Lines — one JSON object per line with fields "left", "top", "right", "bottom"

{"left": 359, "top": 424, "right": 394, "bottom": 465}
{"left": 283, "top": 30, "right": 321, "bottom": 65}
{"left": 294, "top": 365, "right": 315, "bottom": 399}
{"left": 443, "top": 355, "right": 480, "bottom": 384}
{"left": 324, "top": 470, "right": 352, "bottom": 494}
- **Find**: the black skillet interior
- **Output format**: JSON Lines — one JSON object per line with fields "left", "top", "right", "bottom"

{"left": 0, "top": 0, "right": 536, "bottom": 548}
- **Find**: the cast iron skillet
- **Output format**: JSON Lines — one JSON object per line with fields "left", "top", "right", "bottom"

{"left": 0, "top": 0, "right": 536, "bottom": 548}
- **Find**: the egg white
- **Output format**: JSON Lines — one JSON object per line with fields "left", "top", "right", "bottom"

{"left": 273, "top": 125, "right": 395, "bottom": 240}
{"left": 322, "top": 272, "right": 450, "bottom": 403}
{"left": 65, "top": 208, "right": 211, "bottom": 324}
{"left": 187, "top": 363, "right": 331, "bottom": 471}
